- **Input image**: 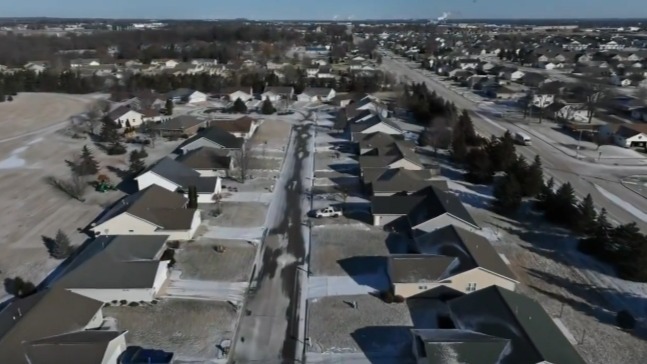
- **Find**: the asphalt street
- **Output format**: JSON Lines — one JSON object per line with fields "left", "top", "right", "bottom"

{"left": 382, "top": 52, "right": 647, "bottom": 230}
{"left": 231, "top": 123, "right": 313, "bottom": 364}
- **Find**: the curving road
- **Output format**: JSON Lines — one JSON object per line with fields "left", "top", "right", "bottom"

{"left": 382, "top": 51, "right": 647, "bottom": 230}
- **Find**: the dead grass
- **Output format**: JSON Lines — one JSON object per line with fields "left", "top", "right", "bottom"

{"left": 175, "top": 240, "right": 255, "bottom": 281}
{"left": 207, "top": 202, "right": 268, "bottom": 227}
{"left": 104, "top": 299, "right": 237, "bottom": 360}
{"left": 307, "top": 295, "right": 413, "bottom": 355}
{"left": 310, "top": 226, "right": 391, "bottom": 276}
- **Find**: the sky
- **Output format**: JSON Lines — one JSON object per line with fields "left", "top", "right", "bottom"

{"left": 0, "top": 0, "right": 646, "bottom": 20}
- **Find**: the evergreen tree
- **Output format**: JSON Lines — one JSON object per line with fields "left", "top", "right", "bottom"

{"left": 165, "top": 99, "right": 174, "bottom": 115}
{"left": 231, "top": 98, "right": 248, "bottom": 113}
{"left": 456, "top": 110, "right": 479, "bottom": 146}
{"left": 128, "top": 150, "right": 146, "bottom": 174}
{"left": 77, "top": 145, "right": 99, "bottom": 176}
{"left": 578, "top": 194, "right": 597, "bottom": 234}
{"left": 137, "top": 145, "right": 149, "bottom": 158}
{"left": 506, "top": 155, "right": 529, "bottom": 185}
{"left": 524, "top": 155, "right": 544, "bottom": 197}
{"left": 465, "top": 148, "right": 494, "bottom": 184}
{"left": 536, "top": 177, "right": 555, "bottom": 210}
{"left": 107, "top": 141, "right": 127, "bottom": 155}
{"left": 51, "top": 229, "right": 72, "bottom": 259}
{"left": 450, "top": 133, "right": 468, "bottom": 163}
{"left": 493, "top": 173, "right": 523, "bottom": 213}
{"left": 99, "top": 117, "right": 119, "bottom": 143}
{"left": 486, "top": 131, "right": 516, "bottom": 172}
{"left": 546, "top": 182, "right": 578, "bottom": 226}
{"left": 261, "top": 98, "right": 276, "bottom": 115}
{"left": 187, "top": 185, "right": 198, "bottom": 209}
{"left": 125, "top": 120, "right": 132, "bottom": 128}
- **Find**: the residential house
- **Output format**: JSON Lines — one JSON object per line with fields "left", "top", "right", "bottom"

{"left": 140, "top": 108, "right": 164, "bottom": 123}
{"left": 167, "top": 88, "right": 207, "bottom": 104}
{"left": 24, "top": 61, "right": 48, "bottom": 74}
{"left": 107, "top": 106, "right": 144, "bottom": 128}
{"left": 176, "top": 147, "right": 233, "bottom": 177}
{"left": 55, "top": 235, "right": 171, "bottom": 303}
{"left": 389, "top": 225, "right": 519, "bottom": 298}
{"left": 306, "top": 67, "right": 319, "bottom": 78}
{"left": 611, "top": 124, "right": 647, "bottom": 148}
{"left": 153, "top": 115, "right": 206, "bottom": 137}
{"left": 518, "top": 72, "right": 547, "bottom": 87}
{"left": 359, "top": 142, "right": 425, "bottom": 178}
{"left": 224, "top": 87, "right": 254, "bottom": 102}
{"left": 369, "top": 168, "right": 446, "bottom": 196}
{"left": 178, "top": 126, "right": 244, "bottom": 154}
{"left": 191, "top": 58, "right": 218, "bottom": 66}
{"left": 630, "top": 107, "right": 647, "bottom": 122}
{"left": 370, "top": 186, "right": 479, "bottom": 232}
{"left": 151, "top": 59, "right": 179, "bottom": 68}
{"left": 70, "top": 58, "right": 100, "bottom": 68}
{"left": 211, "top": 116, "right": 260, "bottom": 139}
{"left": 356, "top": 132, "right": 406, "bottom": 155}
{"left": 297, "top": 87, "right": 336, "bottom": 102}
{"left": 261, "top": 86, "right": 294, "bottom": 102}
{"left": 135, "top": 157, "right": 222, "bottom": 203}
{"left": 410, "top": 329, "right": 510, "bottom": 364}
{"left": 0, "top": 288, "right": 126, "bottom": 364}
{"left": 413, "top": 286, "right": 587, "bottom": 364}
{"left": 350, "top": 115, "right": 403, "bottom": 139}
{"left": 90, "top": 185, "right": 201, "bottom": 240}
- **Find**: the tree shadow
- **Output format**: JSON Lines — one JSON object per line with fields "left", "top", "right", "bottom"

{"left": 106, "top": 166, "right": 138, "bottom": 194}
{"left": 453, "top": 190, "right": 492, "bottom": 210}
{"left": 38, "top": 237, "right": 96, "bottom": 290}
{"left": 351, "top": 326, "right": 415, "bottom": 363}
{"left": 526, "top": 269, "right": 647, "bottom": 341}
{"left": 41, "top": 235, "right": 57, "bottom": 258}
{"left": 337, "top": 256, "right": 389, "bottom": 292}
{"left": 3, "top": 277, "right": 37, "bottom": 298}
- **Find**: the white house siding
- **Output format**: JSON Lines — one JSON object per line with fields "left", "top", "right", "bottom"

{"left": 115, "top": 110, "right": 144, "bottom": 128}
{"left": 229, "top": 91, "right": 252, "bottom": 101}
{"left": 188, "top": 91, "right": 207, "bottom": 103}
{"left": 297, "top": 94, "right": 316, "bottom": 102}
{"left": 135, "top": 172, "right": 180, "bottom": 192}
{"left": 372, "top": 214, "right": 402, "bottom": 226}
{"left": 412, "top": 215, "right": 479, "bottom": 235}
{"left": 262, "top": 92, "right": 281, "bottom": 102}
{"left": 195, "top": 192, "right": 215, "bottom": 203}
{"left": 102, "top": 333, "right": 128, "bottom": 364}
{"left": 69, "top": 288, "right": 157, "bottom": 303}
{"left": 361, "top": 123, "right": 402, "bottom": 135}
{"left": 389, "top": 159, "right": 423, "bottom": 170}
{"left": 393, "top": 268, "right": 516, "bottom": 298}
{"left": 195, "top": 169, "right": 227, "bottom": 177}
{"left": 85, "top": 310, "right": 105, "bottom": 329}
{"left": 180, "top": 139, "right": 226, "bottom": 154}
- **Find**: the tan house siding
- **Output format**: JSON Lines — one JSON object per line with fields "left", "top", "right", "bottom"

{"left": 393, "top": 268, "right": 517, "bottom": 298}
{"left": 102, "top": 332, "right": 128, "bottom": 364}
{"left": 413, "top": 215, "right": 479, "bottom": 234}
{"left": 92, "top": 213, "right": 159, "bottom": 236}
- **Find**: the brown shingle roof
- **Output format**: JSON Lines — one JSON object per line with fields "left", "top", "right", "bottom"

{"left": 212, "top": 116, "right": 255, "bottom": 134}
{"left": 177, "top": 147, "right": 231, "bottom": 170}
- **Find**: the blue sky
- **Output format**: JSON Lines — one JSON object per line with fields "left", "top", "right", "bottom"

{"left": 1, "top": 0, "right": 646, "bottom": 20}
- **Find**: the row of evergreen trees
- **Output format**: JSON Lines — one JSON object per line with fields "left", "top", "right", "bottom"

{"left": 448, "top": 112, "right": 647, "bottom": 282}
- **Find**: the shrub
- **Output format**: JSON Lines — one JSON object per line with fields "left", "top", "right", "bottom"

{"left": 128, "top": 301, "right": 139, "bottom": 307}
{"left": 151, "top": 300, "right": 159, "bottom": 305}
{"left": 616, "top": 310, "right": 636, "bottom": 330}
{"left": 111, "top": 300, "right": 118, "bottom": 304}
{"left": 119, "top": 300, "right": 128, "bottom": 305}
{"left": 393, "top": 295, "right": 405, "bottom": 303}
{"left": 380, "top": 291, "right": 394, "bottom": 303}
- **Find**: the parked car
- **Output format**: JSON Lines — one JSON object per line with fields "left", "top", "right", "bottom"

{"left": 315, "top": 206, "right": 343, "bottom": 218}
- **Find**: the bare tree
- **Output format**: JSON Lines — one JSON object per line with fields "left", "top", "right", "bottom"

{"left": 85, "top": 99, "right": 110, "bottom": 135}
{"left": 576, "top": 81, "right": 613, "bottom": 123}
{"left": 46, "top": 173, "right": 87, "bottom": 202}
{"left": 532, "top": 94, "right": 554, "bottom": 124}
{"left": 233, "top": 141, "right": 252, "bottom": 182}
{"left": 635, "top": 86, "right": 647, "bottom": 102}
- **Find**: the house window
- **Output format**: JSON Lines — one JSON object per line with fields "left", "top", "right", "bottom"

{"left": 418, "top": 285, "right": 428, "bottom": 290}
{"left": 467, "top": 283, "right": 477, "bottom": 292}
{"left": 128, "top": 230, "right": 134, "bottom": 233}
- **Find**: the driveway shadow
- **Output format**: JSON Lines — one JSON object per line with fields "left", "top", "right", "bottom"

{"left": 337, "top": 256, "right": 388, "bottom": 291}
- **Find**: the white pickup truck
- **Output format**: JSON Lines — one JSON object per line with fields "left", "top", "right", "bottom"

{"left": 315, "top": 206, "right": 343, "bottom": 218}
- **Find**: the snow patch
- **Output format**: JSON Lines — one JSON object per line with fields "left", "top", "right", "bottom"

{"left": 594, "top": 184, "right": 647, "bottom": 223}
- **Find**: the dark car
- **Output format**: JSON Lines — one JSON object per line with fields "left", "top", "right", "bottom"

{"left": 119, "top": 346, "right": 173, "bottom": 364}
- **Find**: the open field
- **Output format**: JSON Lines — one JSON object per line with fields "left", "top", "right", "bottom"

{"left": 306, "top": 294, "right": 414, "bottom": 358}
{"left": 207, "top": 202, "right": 268, "bottom": 228}
{"left": 0, "top": 93, "right": 182, "bottom": 301}
{"left": 104, "top": 299, "right": 237, "bottom": 360}
{"left": 174, "top": 239, "right": 256, "bottom": 281}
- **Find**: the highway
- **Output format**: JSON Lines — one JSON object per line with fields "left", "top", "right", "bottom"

{"left": 382, "top": 51, "right": 647, "bottom": 230}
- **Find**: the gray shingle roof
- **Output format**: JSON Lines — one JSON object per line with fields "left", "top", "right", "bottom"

{"left": 24, "top": 330, "right": 125, "bottom": 364}
{"left": 414, "top": 225, "right": 517, "bottom": 281}
{"left": 408, "top": 186, "right": 479, "bottom": 229}
{"left": 371, "top": 195, "right": 426, "bottom": 215}
{"left": 449, "top": 286, "right": 587, "bottom": 364}
{"left": 0, "top": 288, "right": 107, "bottom": 364}
{"left": 97, "top": 185, "right": 195, "bottom": 230}
{"left": 55, "top": 235, "right": 169, "bottom": 290}
{"left": 180, "top": 125, "right": 244, "bottom": 150}
{"left": 389, "top": 254, "right": 457, "bottom": 283}
{"left": 301, "top": 87, "right": 333, "bottom": 97}
{"left": 411, "top": 329, "right": 511, "bottom": 364}
{"left": 176, "top": 147, "right": 231, "bottom": 170}
{"left": 143, "top": 157, "right": 218, "bottom": 193}
{"left": 372, "top": 169, "right": 447, "bottom": 194}
{"left": 154, "top": 115, "right": 204, "bottom": 132}
{"left": 357, "top": 132, "right": 405, "bottom": 152}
